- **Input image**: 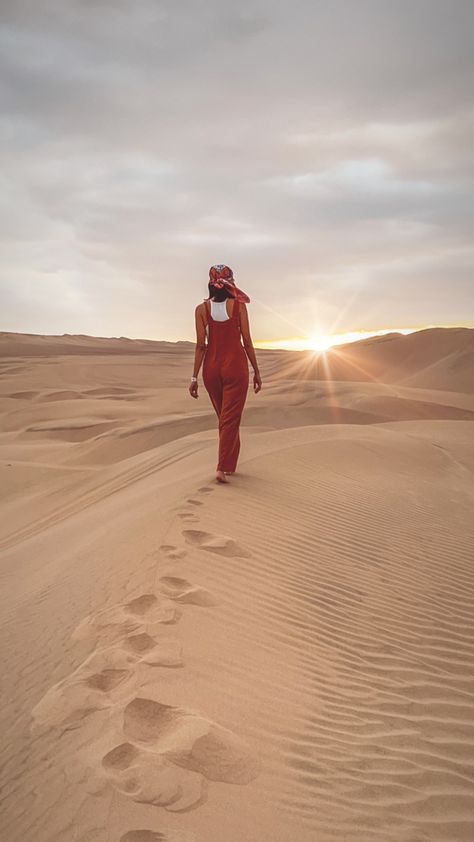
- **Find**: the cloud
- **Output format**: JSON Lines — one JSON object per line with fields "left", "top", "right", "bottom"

{"left": 1, "top": 0, "right": 473, "bottom": 341}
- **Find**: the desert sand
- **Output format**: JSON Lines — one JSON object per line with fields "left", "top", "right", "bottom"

{"left": 1, "top": 327, "right": 474, "bottom": 842}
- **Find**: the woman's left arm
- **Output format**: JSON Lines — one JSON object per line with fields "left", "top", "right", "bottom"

{"left": 189, "top": 304, "right": 207, "bottom": 399}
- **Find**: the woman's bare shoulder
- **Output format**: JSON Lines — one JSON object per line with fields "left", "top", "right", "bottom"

{"left": 195, "top": 301, "right": 207, "bottom": 313}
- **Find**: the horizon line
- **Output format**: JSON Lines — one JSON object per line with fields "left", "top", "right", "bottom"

{"left": 1, "top": 323, "right": 473, "bottom": 351}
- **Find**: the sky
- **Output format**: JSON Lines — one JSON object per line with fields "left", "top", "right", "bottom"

{"left": 1, "top": 0, "right": 473, "bottom": 348}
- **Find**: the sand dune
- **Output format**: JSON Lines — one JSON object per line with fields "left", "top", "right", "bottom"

{"left": 0, "top": 331, "right": 194, "bottom": 357}
{"left": 1, "top": 329, "right": 474, "bottom": 841}
{"left": 265, "top": 327, "right": 474, "bottom": 393}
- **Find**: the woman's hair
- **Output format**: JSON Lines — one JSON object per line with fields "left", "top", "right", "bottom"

{"left": 208, "top": 282, "right": 232, "bottom": 302}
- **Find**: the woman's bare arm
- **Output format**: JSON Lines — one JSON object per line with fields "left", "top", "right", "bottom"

{"left": 239, "top": 302, "right": 262, "bottom": 392}
{"left": 189, "top": 304, "right": 207, "bottom": 398}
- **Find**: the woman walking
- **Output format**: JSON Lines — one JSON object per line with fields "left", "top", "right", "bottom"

{"left": 189, "top": 264, "right": 262, "bottom": 484}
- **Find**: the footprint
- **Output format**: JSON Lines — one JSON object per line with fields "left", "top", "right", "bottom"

{"left": 182, "top": 530, "right": 251, "bottom": 558}
{"left": 73, "top": 594, "right": 181, "bottom": 647}
{"left": 103, "top": 742, "right": 140, "bottom": 771}
{"left": 100, "top": 697, "right": 259, "bottom": 812}
{"left": 186, "top": 499, "right": 203, "bottom": 506}
{"left": 160, "top": 544, "right": 187, "bottom": 561}
{"left": 85, "top": 669, "right": 129, "bottom": 692}
{"left": 126, "top": 594, "right": 159, "bottom": 616}
{"left": 122, "top": 697, "right": 260, "bottom": 785}
{"left": 125, "top": 633, "right": 183, "bottom": 667}
{"left": 124, "top": 699, "right": 178, "bottom": 742}
{"left": 159, "top": 577, "right": 218, "bottom": 607}
{"left": 47, "top": 594, "right": 184, "bottom": 733}
{"left": 32, "top": 649, "right": 136, "bottom": 731}
{"left": 178, "top": 513, "right": 199, "bottom": 523}
{"left": 125, "top": 633, "right": 157, "bottom": 654}
{"left": 197, "top": 486, "right": 213, "bottom": 494}
{"left": 102, "top": 737, "right": 206, "bottom": 812}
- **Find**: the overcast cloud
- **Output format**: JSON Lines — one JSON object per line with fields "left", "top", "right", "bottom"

{"left": 1, "top": 0, "right": 473, "bottom": 342}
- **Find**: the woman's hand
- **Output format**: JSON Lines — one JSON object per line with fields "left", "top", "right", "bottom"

{"left": 253, "top": 372, "right": 262, "bottom": 393}
{"left": 189, "top": 379, "right": 199, "bottom": 399}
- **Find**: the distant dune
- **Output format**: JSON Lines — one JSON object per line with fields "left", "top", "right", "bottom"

{"left": 271, "top": 327, "right": 474, "bottom": 393}
{"left": 1, "top": 327, "right": 472, "bottom": 393}
{"left": 0, "top": 331, "right": 194, "bottom": 356}
{"left": 1, "top": 325, "right": 474, "bottom": 842}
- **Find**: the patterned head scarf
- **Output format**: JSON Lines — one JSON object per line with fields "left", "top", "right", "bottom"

{"left": 209, "top": 264, "right": 250, "bottom": 304}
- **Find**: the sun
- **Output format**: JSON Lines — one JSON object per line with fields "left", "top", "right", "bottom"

{"left": 308, "top": 333, "right": 334, "bottom": 352}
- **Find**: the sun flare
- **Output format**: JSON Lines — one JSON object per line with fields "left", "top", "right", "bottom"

{"left": 309, "top": 333, "right": 335, "bottom": 352}
{"left": 255, "top": 327, "right": 419, "bottom": 352}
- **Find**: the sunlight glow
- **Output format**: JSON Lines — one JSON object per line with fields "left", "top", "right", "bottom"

{"left": 255, "top": 327, "right": 418, "bottom": 352}
{"left": 309, "top": 333, "right": 336, "bottom": 352}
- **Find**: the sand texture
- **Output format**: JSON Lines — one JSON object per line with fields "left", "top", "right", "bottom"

{"left": 1, "top": 328, "right": 474, "bottom": 842}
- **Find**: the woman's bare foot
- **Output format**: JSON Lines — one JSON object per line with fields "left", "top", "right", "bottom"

{"left": 216, "top": 470, "right": 228, "bottom": 483}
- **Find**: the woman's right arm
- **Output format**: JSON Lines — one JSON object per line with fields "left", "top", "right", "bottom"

{"left": 239, "top": 303, "right": 262, "bottom": 393}
{"left": 189, "top": 304, "right": 207, "bottom": 399}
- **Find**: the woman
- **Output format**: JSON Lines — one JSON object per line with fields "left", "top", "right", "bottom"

{"left": 189, "top": 264, "right": 262, "bottom": 484}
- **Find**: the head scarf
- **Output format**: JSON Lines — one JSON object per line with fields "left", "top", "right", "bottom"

{"left": 208, "top": 264, "right": 250, "bottom": 304}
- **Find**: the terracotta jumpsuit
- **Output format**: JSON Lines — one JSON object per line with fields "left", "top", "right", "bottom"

{"left": 202, "top": 298, "right": 249, "bottom": 473}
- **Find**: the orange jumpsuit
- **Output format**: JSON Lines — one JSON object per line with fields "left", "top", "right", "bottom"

{"left": 202, "top": 298, "right": 249, "bottom": 473}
